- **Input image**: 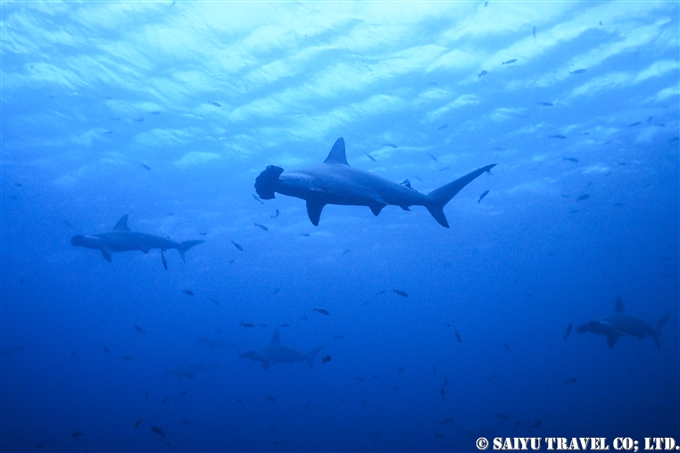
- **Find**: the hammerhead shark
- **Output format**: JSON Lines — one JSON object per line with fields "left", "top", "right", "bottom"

{"left": 71, "top": 215, "right": 204, "bottom": 266}
{"left": 254, "top": 137, "right": 496, "bottom": 227}
{"left": 239, "top": 329, "right": 324, "bottom": 370}
{"left": 577, "top": 296, "right": 671, "bottom": 348}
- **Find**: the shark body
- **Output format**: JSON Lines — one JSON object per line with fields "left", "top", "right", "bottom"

{"left": 71, "top": 215, "right": 204, "bottom": 265}
{"left": 254, "top": 138, "right": 496, "bottom": 227}
{"left": 239, "top": 329, "right": 324, "bottom": 370}
{"left": 577, "top": 296, "right": 671, "bottom": 348}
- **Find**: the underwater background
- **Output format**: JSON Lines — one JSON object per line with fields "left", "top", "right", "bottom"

{"left": 1, "top": 2, "right": 678, "bottom": 452}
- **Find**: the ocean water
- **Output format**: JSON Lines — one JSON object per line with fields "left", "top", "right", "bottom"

{"left": 1, "top": 2, "right": 678, "bottom": 452}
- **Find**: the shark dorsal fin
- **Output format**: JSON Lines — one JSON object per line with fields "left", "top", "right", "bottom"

{"left": 323, "top": 138, "right": 349, "bottom": 166}
{"left": 113, "top": 215, "right": 131, "bottom": 231}
{"left": 270, "top": 329, "right": 280, "bottom": 346}
{"left": 400, "top": 179, "right": 412, "bottom": 189}
{"left": 615, "top": 295, "right": 625, "bottom": 313}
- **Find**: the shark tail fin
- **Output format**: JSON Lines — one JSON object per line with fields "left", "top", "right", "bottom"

{"left": 425, "top": 164, "right": 496, "bottom": 228}
{"left": 178, "top": 240, "right": 205, "bottom": 262}
{"left": 255, "top": 165, "right": 284, "bottom": 200}
{"left": 654, "top": 313, "right": 671, "bottom": 348}
{"left": 307, "top": 345, "right": 325, "bottom": 370}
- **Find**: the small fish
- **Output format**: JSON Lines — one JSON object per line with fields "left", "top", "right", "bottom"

{"left": 437, "top": 124, "right": 448, "bottom": 131}
{"left": 477, "top": 190, "right": 490, "bottom": 204}
{"left": 532, "top": 25, "right": 536, "bottom": 40}
{"left": 272, "top": 288, "right": 281, "bottom": 295}
{"left": 134, "top": 325, "right": 146, "bottom": 334}
{"left": 338, "top": 397, "right": 346, "bottom": 402}
{"left": 69, "top": 351, "right": 78, "bottom": 358}
{"left": 162, "top": 396, "right": 168, "bottom": 403}
{"left": 231, "top": 241, "right": 243, "bottom": 251}
{"left": 239, "top": 320, "right": 254, "bottom": 328}
{"left": 179, "top": 390, "right": 187, "bottom": 397}
{"left": 655, "top": 123, "right": 666, "bottom": 127}
{"left": 413, "top": 176, "right": 423, "bottom": 182}
{"left": 383, "top": 143, "right": 397, "bottom": 148}
{"left": 440, "top": 388, "right": 446, "bottom": 399}
{"left": 435, "top": 432, "right": 444, "bottom": 439}
{"left": 398, "top": 366, "right": 404, "bottom": 373}
{"left": 277, "top": 323, "right": 290, "bottom": 328}
{"left": 149, "top": 111, "right": 161, "bottom": 115}
{"left": 141, "top": 163, "right": 151, "bottom": 170}
{"left": 564, "top": 377, "right": 577, "bottom": 384}
{"left": 135, "top": 419, "right": 143, "bottom": 428}
{"left": 576, "top": 193, "right": 590, "bottom": 201}
{"left": 489, "top": 373, "right": 498, "bottom": 379}
{"left": 371, "top": 374, "right": 380, "bottom": 379}
{"left": 134, "top": 117, "right": 144, "bottom": 122}
{"left": 502, "top": 59, "right": 517, "bottom": 65}
{"left": 504, "top": 343, "right": 510, "bottom": 351}
{"left": 300, "top": 315, "right": 308, "bottom": 321}
{"left": 181, "top": 419, "right": 191, "bottom": 425}
{"left": 71, "top": 432, "right": 83, "bottom": 438}
{"left": 37, "top": 440, "right": 47, "bottom": 449}
{"left": 322, "top": 355, "right": 331, "bottom": 364}
{"left": 199, "top": 232, "right": 207, "bottom": 236}
{"left": 531, "top": 420, "right": 542, "bottom": 429}
{"left": 426, "top": 152, "right": 438, "bottom": 161}
{"left": 570, "top": 69, "right": 587, "bottom": 75}
{"left": 342, "top": 249, "right": 351, "bottom": 255}
{"left": 628, "top": 121, "right": 641, "bottom": 128}
{"left": 563, "top": 157, "right": 578, "bottom": 163}
{"left": 443, "top": 378, "right": 448, "bottom": 387}
{"left": 271, "top": 209, "right": 279, "bottom": 218}
{"left": 102, "top": 346, "right": 109, "bottom": 353}
{"left": 478, "top": 70, "right": 488, "bottom": 77}
{"left": 563, "top": 323, "right": 573, "bottom": 339}
{"left": 496, "top": 413, "right": 511, "bottom": 420}
{"left": 364, "top": 151, "right": 376, "bottom": 162}
{"left": 393, "top": 289, "right": 409, "bottom": 297}
{"left": 254, "top": 223, "right": 268, "bottom": 231}
{"left": 333, "top": 335, "right": 344, "bottom": 339}
{"left": 537, "top": 102, "right": 553, "bottom": 106}
{"left": 300, "top": 233, "right": 310, "bottom": 237}
{"left": 161, "top": 249, "right": 167, "bottom": 270}
{"left": 313, "top": 307, "right": 330, "bottom": 315}
{"left": 441, "top": 418, "right": 453, "bottom": 424}
{"left": 252, "top": 194, "right": 264, "bottom": 204}
{"left": 104, "top": 130, "right": 113, "bottom": 134}
{"left": 182, "top": 289, "right": 194, "bottom": 296}
{"left": 208, "top": 101, "right": 221, "bottom": 107}
{"left": 549, "top": 134, "right": 567, "bottom": 139}
{"left": 484, "top": 1, "right": 488, "bottom": 6}
{"left": 266, "top": 395, "right": 276, "bottom": 402}
{"left": 63, "top": 220, "right": 73, "bottom": 228}
{"left": 432, "top": 366, "right": 437, "bottom": 374}
{"left": 446, "top": 324, "right": 462, "bottom": 343}
{"left": 211, "top": 298, "right": 220, "bottom": 306}
{"left": 151, "top": 426, "right": 165, "bottom": 438}
{"left": 439, "top": 166, "right": 450, "bottom": 171}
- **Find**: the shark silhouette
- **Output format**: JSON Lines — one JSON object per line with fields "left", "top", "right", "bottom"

{"left": 239, "top": 329, "right": 324, "bottom": 370}
{"left": 71, "top": 215, "right": 204, "bottom": 265}
{"left": 254, "top": 137, "right": 496, "bottom": 227}
{"left": 577, "top": 296, "right": 671, "bottom": 348}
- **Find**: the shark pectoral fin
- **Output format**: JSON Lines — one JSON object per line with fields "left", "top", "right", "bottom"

{"left": 112, "top": 215, "right": 131, "bottom": 231}
{"left": 606, "top": 334, "right": 618, "bottom": 348}
{"left": 141, "top": 249, "right": 150, "bottom": 254}
{"left": 262, "top": 361, "right": 270, "bottom": 370}
{"left": 399, "top": 205, "right": 411, "bottom": 211}
{"left": 101, "top": 245, "right": 113, "bottom": 262}
{"left": 306, "top": 199, "right": 326, "bottom": 226}
{"left": 369, "top": 203, "right": 386, "bottom": 216}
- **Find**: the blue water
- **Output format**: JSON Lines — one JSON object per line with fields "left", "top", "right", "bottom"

{"left": 2, "top": 2, "right": 679, "bottom": 452}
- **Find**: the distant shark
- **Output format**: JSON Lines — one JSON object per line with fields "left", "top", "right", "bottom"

{"left": 71, "top": 215, "right": 204, "bottom": 266}
{"left": 239, "top": 329, "right": 324, "bottom": 370}
{"left": 164, "top": 360, "right": 219, "bottom": 379}
{"left": 254, "top": 137, "right": 496, "bottom": 227}
{"left": 577, "top": 296, "right": 671, "bottom": 348}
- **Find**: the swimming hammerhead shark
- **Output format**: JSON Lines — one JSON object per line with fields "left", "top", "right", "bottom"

{"left": 71, "top": 215, "right": 204, "bottom": 267}
{"left": 254, "top": 137, "right": 496, "bottom": 227}
{"left": 239, "top": 329, "right": 324, "bottom": 370}
{"left": 577, "top": 296, "right": 671, "bottom": 348}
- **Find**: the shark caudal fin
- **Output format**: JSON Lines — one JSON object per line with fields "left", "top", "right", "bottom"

{"left": 653, "top": 313, "right": 671, "bottom": 348}
{"left": 307, "top": 345, "right": 325, "bottom": 370}
{"left": 254, "top": 165, "right": 284, "bottom": 200}
{"left": 425, "top": 164, "right": 496, "bottom": 228}
{"left": 178, "top": 240, "right": 205, "bottom": 262}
